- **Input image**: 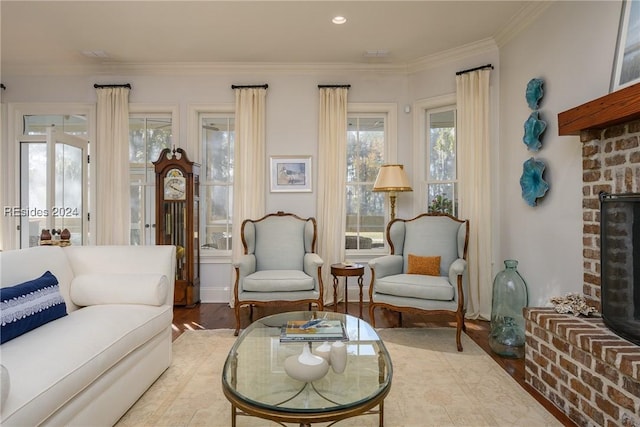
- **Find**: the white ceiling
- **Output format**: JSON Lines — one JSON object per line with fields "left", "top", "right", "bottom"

{"left": 1, "top": 0, "right": 539, "bottom": 75}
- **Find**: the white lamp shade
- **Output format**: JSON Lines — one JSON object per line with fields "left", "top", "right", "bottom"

{"left": 373, "top": 164, "right": 413, "bottom": 192}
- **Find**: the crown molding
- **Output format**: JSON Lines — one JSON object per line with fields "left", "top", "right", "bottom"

{"left": 6, "top": 41, "right": 502, "bottom": 77}
{"left": 106, "top": 61, "right": 410, "bottom": 75}
{"left": 406, "top": 38, "right": 498, "bottom": 74}
{"left": 2, "top": 60, "right": 409, "bottom": 77}
{"left": 493, "top": 1, "right": 554, "bottom": 48}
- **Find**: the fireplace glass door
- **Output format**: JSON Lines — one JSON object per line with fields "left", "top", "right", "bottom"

{"left": 600, "top": 192, "right": 640, "bottom": 345}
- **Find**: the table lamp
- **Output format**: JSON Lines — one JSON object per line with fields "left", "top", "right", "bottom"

{"left": 373, "top": 164, "right": 413, "bottom": 220}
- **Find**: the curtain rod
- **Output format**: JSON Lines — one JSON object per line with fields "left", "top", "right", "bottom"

{"left": 93, "top": 83, "right": 132, "bottom": 89}
{"left": 231, "top": 84, "right": 268, "bottom": 89}
{"left": 455, "top": 64, "right": 493, "bottom": 76}
{"left": 318, "top": 84, "right": 351, "bottom": 89}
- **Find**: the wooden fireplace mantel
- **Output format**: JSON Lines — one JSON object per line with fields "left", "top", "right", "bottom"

{"left": 558, "top": 82, "right": 640, "bottom": 138}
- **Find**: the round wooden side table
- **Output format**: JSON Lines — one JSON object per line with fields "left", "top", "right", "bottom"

{"left": 330, "top": 263, "right": 365, "bottom": 318}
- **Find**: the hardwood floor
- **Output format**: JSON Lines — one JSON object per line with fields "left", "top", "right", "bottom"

{"left": 172, "top": 302, "right": 576, "bottom": 426}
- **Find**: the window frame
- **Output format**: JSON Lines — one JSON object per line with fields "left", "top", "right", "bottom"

{"left": 128, "top": 105, "right": 178, "bottom": 246}
{"left": 188, "top": 103, "right": 235, "bottom": 262}
{"left": 412, "top": 94, "right": 457, "bottom": 217}
{"left": 345, "top": 103, "right": 397, "bottom": 257}
{"left": 199, "top": 113, "right": 235, "bottom": 257}
{"left": 425, "top": 105, "right": 458, "bottom": 216}
{"left": 22, "top": 128, "right": 89, "bottom": 248}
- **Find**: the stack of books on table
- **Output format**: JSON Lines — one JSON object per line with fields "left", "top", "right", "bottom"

{"left": 280, "top": 319, "right": 348, "bottom": 342}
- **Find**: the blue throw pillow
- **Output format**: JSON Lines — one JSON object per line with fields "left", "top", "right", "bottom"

{"left": 1, "top": 271, "right": 67, "bottom": 344}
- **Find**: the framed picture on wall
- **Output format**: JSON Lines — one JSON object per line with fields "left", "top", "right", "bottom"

{"left": 270, "top": 155, "right": 312, "bottom": 192}
{"left": 611, "top": 0, "right": 640, "bottom": 91}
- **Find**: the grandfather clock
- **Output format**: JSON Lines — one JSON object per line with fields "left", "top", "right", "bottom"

{"left": 154, "top": 148, "right": 200, "bottom": 307}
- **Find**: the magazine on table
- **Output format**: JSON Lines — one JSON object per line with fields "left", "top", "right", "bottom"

{"left": 280, "top": 319, "right": 348, "bottom": 342}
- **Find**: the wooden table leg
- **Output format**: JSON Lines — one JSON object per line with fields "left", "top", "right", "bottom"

{"left": 378, "top": 350, "right": 385, "bottom": 426}
{"left": 231, "top": 404, "right": 237, "bottom": 427}
{"left": 358, "top": 274, "right": 364, "bottom": 319}
{"left": 344, "top": 277, "right": 349, "bottom": 314}
{"left": 332, "top": 274, "right": 338, "bottom": 312}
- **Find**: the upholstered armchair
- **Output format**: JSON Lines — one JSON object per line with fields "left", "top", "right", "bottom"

{"left": 233, "top": 212, "right": 324, "bottom": 335}
{"left": 368, "top": 213, "right": 469, "bottom": 351}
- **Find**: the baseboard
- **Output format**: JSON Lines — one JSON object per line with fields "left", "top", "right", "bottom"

{"left": 198, "top": 287, "right": 370, "bottom": 304}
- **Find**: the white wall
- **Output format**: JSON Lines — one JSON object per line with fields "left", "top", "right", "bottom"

{"left": 497, "top": 1, "right": 621, "bottom": 306}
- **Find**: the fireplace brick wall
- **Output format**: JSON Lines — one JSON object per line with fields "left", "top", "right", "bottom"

{"left": 525, "top": 118, "right": 640, "bottom": 426}
{"left": 582, "top": 120, "right": 640, "bottom": 310}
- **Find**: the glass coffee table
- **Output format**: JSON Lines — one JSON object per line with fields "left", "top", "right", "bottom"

{"left": 222, "top": 311, "right": 392, "bottom": 426}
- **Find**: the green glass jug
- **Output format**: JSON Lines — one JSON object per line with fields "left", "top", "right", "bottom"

{"left": 489, "top": 260, "right": 528, "bottom": 358}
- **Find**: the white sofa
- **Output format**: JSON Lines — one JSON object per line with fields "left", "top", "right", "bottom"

{"left": 0, "top": 245, "right": 175, "bottom": 427}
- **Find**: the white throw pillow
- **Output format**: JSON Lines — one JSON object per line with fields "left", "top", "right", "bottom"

{"left": 70, "top": 274, "right": 169, "bottom": 307}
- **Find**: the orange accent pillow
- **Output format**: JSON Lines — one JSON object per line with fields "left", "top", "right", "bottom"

{"left": 407, "top": 254, "right": 441, "bottom": 276}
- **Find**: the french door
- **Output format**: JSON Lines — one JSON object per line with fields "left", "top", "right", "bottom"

{"left": 19, "top": 127, "right": 89, "bottom": 247}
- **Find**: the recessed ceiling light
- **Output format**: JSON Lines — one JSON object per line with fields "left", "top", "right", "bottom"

{"left": 332, "top": 16, "right": 347, "bottom": 25}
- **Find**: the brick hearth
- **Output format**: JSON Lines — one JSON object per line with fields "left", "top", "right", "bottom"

{"left": 525, "top": 308, "right": 640, "bottom": 426}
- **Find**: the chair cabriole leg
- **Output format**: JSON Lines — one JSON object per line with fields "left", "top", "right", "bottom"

{"left": 369, "top": 304, "right": 377, "bottom": 328}
{"left": 234, "top": 304, "right": 241, "bottom": 336}
{"left": 455, "top": 310, "right": 463, "bottom": 351}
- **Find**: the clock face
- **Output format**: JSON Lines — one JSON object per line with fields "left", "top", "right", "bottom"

{"left": 164, "top": 169, "right": 186, "bottom": 200}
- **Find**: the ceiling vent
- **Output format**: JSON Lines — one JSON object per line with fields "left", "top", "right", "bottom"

{"left": 363, "top": 50, "right": 389, "bottom": 58}
{"left": 81, "top": 50, "right": 109, "bottom": 58}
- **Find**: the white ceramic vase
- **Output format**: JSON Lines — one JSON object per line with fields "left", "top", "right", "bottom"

{"left": 284, "top": 345, "right": 329, "bottom": 382}
{"left": 313, "top": 341, "right": 332, "bottom": 364}
{"left": 330, "top": 341, "right": 347, "bottom": 374}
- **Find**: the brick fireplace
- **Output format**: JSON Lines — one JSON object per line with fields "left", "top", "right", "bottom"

{"left": 523, "top": 84, "right": 640, "bottom": 426}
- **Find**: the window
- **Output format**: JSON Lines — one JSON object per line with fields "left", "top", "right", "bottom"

{"left": 425, "top": 106, "right": 457, "bottom": 216}
{"left": 200, "top": 114, "right": 234, "bottom": 253}
{"left": 129, "top": 114, "right": 172, "bottom": 245}
{"left": 345, "top": 114, "right": 386, "bottom": 251}
{"left": 19, "top": 115, "right": 89, "bottom": 248}
{"left": 23, "top": 114, "right": 88, "bottom": 136}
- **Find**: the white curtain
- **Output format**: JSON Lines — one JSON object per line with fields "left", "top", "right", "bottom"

{"left": 95, "top": 87, "right": 131, "bottom": 245}
{"left": 456, "top": 69, "right": 493, "bottom": 320}
{"left": 317, "top": 87, "right": 348, "bottom": 306}
{"left": 230, "top": 87, "right": 267, "bottom": 305}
